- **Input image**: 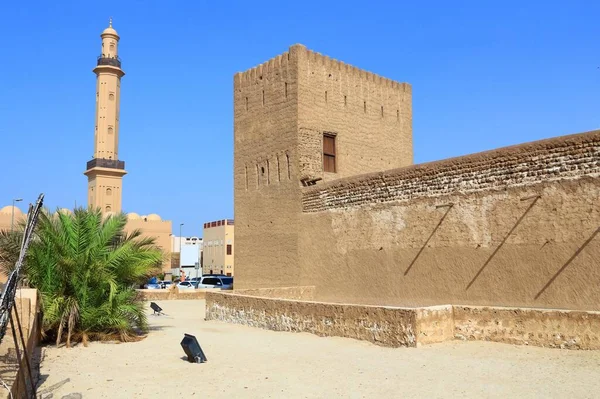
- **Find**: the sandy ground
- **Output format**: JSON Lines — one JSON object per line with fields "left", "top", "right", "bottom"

{"left": 36, "top": 300, "right": 600, "bottom": 399}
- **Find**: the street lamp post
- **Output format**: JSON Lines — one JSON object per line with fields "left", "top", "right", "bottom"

{"left": 179, "top": 223, "right": 184, "bottom": 278}
{"left": 11, "top": 198, "right": 23, "bottom": 232}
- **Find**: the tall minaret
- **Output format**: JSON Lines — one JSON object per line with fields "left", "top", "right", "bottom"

{"left": 84, "top": 18, "right": 127, "bottom": 214}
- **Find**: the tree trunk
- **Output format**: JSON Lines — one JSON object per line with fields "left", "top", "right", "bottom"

{"left": 66, "top": 307, "right": 76, "bottom": 348}
{"left": 82, "top": 332, "right": 89, "bottom": 347}
{"left": 56, "top": 314, "right": 66, "bottom": 347}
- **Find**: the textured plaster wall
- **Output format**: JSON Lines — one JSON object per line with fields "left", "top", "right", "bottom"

{"left": 94, "top": 71, "right": 122, "bottom": 160}
{"left": 125, "top": 218, "right": 172, "bottom": 274}
{"left": 88, "top": 172, "right": 124, "bottom": 214}
{"left": 233, "top": 45, "right": 303, "bottom": 289}
{"left": 299, "top": 130, "right": 600, "bottom": 310}
{"left": 234, "top": 286, "right": 316, "bottom": 300}
{"left": 295, "top": 45, "right": 413, "bottom": 183}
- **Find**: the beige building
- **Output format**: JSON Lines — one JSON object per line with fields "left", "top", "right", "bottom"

{"left": 202, "top": 219, "right": 234, "bottom": 276}
{"left": 125, "top": 213, "right": 172, "bottom": 276}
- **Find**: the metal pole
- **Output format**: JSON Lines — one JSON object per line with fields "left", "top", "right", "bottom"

{"left": 11, "top": 198, "right": 23, "bottom": 232}
{"left": 179, "top": 223, "right": 184, "bottom": 278}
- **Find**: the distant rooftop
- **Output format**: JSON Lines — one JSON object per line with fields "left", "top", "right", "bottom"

{"left": 203, "top": 219, "right": 234, "bottom": 229}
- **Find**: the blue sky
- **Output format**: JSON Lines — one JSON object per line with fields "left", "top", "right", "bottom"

{"left": 1, "top": 1, "right": 598, "bottom": 236}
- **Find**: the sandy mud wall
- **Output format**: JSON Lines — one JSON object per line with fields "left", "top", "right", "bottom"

{"left": 233, "top": 286, "right": 316, "bottom": 300}
{"left": 300, "top": 130, "right": 600, "bottom": 310}
{"left": 233, "top": 46, "right": 304, "bottom": 290}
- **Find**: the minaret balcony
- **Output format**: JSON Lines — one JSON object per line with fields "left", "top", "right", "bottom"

{"left": 87, "top": 158, "right": 125, "bottom": 170}
{"left": 97, "top": 55, "right": 122, "bottom": 68}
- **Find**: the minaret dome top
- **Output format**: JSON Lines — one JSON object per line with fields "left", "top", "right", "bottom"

{"left": 101, "top": 17, "right": 119, "bottom": 39}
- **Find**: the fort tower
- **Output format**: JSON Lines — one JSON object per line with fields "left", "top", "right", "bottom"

{"left": 84, "top": 18, "right": 127, "bottom": 214}
{"left": 234, "top": 44, "right": 413, "bottom": 288}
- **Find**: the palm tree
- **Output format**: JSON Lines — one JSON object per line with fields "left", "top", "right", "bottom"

{"left": 0, "top": 207, "right": 164, "bottom": 347}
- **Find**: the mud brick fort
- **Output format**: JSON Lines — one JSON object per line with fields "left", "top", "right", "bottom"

{"left": 207, "top": 44, "right": 600, "bottom": 350}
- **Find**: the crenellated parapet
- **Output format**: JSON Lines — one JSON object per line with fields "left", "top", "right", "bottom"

{"left": 234, "top": 47, "right": 295, "bottom": 88}
{"left": 299, "top": 44, "right": 410, "bottom": 91}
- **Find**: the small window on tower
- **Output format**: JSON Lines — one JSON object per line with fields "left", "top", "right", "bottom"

{"left": 323, "top": 133, "right": 336, "bottom": 173}
{"left": 109, "top": 93, "right": 115, "bottom": 101}
{"left": 105, "top": 205, "right": 112, "bottom": 212}
{"left": 110, "top": 43, "right": 115, "bottom": 52}
{"left": 106, "top": 188, "right": 112, "bottom": 196}
{"left": 108, "top": 126, "right": 114, "bottom": 134}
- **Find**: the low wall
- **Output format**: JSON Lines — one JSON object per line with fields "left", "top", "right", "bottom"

{"left": 454, "top": 305, "right": 600, "bottom": 349}
{"left": 205, "top": 291, "right": 425, "bottom": 347}
{"left": 206, "top": 291, "right": 600, "bottom": 350}
{"left": 0, "top": 289, "right": 41, "bottom": 398}
{"left": 136, "top": 288, "right": 221, "bottom": 301}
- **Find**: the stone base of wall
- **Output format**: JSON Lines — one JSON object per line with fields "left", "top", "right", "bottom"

{"left": 453, "top": 305, "right": 600, "bottom": 349}
{"left": 205, "top": 291, "right": 423, "bottom": 347}
{"left": 205, "top": 291, "right": 600, "bottom": 350}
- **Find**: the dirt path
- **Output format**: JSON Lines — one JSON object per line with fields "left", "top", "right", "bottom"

{"left": 37, "top": 300, "right": 600, "bottom": 398}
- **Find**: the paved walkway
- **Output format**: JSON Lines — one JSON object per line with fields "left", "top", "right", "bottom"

{"left": 37, "top": 300, "right": 600, "bottom": 398}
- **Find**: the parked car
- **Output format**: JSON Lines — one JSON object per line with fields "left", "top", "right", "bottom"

{"left": 144, "top": 282, "right": 162, "bottom": 289}
{"left": 196, "top": 276, "right": 233, "bottom": 290}
{"left": 176, "top": 281, "right": 195, "bottom": 290}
